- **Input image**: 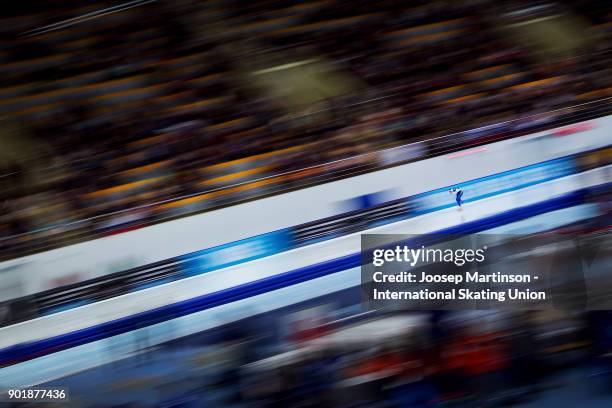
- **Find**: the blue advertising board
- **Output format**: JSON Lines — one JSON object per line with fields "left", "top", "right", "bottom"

{"left": 410, "top": 156, "right": 576, "bottom": 214}
{"left": 181, "top": 156, "right": 577, "bottom": 278}
{"left": 180, "top": 230, "right": 291, "bottom": 277}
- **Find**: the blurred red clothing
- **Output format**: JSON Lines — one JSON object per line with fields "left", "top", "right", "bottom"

{"left": 462, "top": 333, "right": 510, "bottom": 376}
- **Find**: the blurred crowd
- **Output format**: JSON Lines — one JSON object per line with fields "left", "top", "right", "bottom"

{"left": 35, "top": 309, "right": 612, "bottom": 407}
{"left": 3, "top": 211, "right": 608, "bottom": 407}
{"left": 0, "top": 0, "right": 611, "bottom": 256}
{"left": 235, "top": 310, "right": 612, "bottom": 408}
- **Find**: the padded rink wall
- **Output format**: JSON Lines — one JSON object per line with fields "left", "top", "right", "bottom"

{"left": 0, "top": 116, "right": 609, "bottom": 299}
{"left": 0, "top": 175, "right": 608, "bottom": 388}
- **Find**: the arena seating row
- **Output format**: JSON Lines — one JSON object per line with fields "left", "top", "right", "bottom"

{"left": 0, "top": 0, "right": 610, "bottom": 257}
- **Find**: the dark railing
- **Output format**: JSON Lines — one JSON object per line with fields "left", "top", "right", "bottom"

{"left": 0, "top": 195, "right": 420, "bottom": 327}
{"left": 0, "top": 97, "right": 610, "bottom": 260}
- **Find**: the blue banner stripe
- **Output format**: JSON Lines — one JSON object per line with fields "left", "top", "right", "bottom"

{"left": 175, "top": 155, "right": 576, "bottom": 265}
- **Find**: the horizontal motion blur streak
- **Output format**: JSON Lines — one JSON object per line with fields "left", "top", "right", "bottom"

{"left": 19, "top": 0, "right": 158, "bottom": 38}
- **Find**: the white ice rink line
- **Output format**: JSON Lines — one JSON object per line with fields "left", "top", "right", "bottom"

{"left": 0, "top": 164, "right": 608, "bottom": 351}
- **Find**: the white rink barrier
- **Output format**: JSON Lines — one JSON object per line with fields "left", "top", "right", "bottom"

{"left": 0, "top": 116, "right": 610, "bottom": 298}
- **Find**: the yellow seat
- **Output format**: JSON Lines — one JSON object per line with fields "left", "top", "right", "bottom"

{"left": 126, "top": 134, "right": 169, "bottom": 149}
{"left": 198, "top": 165, "right": 273, "bottom": 187}
{"left": 442, "top": 93, "right": 485, "bottom": 105}
{"left": 464, "top": 65, "right": 511, "bottom": 80}
{"left": 121, "top": 160, "right": 171, "bottom": 177}
{"left": 479, "top": 73, "right": 522, "bottom": 86}
{"left": 86, "top": 177, "right": 165, "bottom": 199}
{"left": 509, "top": 76, "right": 564, "bottom": 91}
{"left": 201, "top": 145, "right": 303, "bottom": 172}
